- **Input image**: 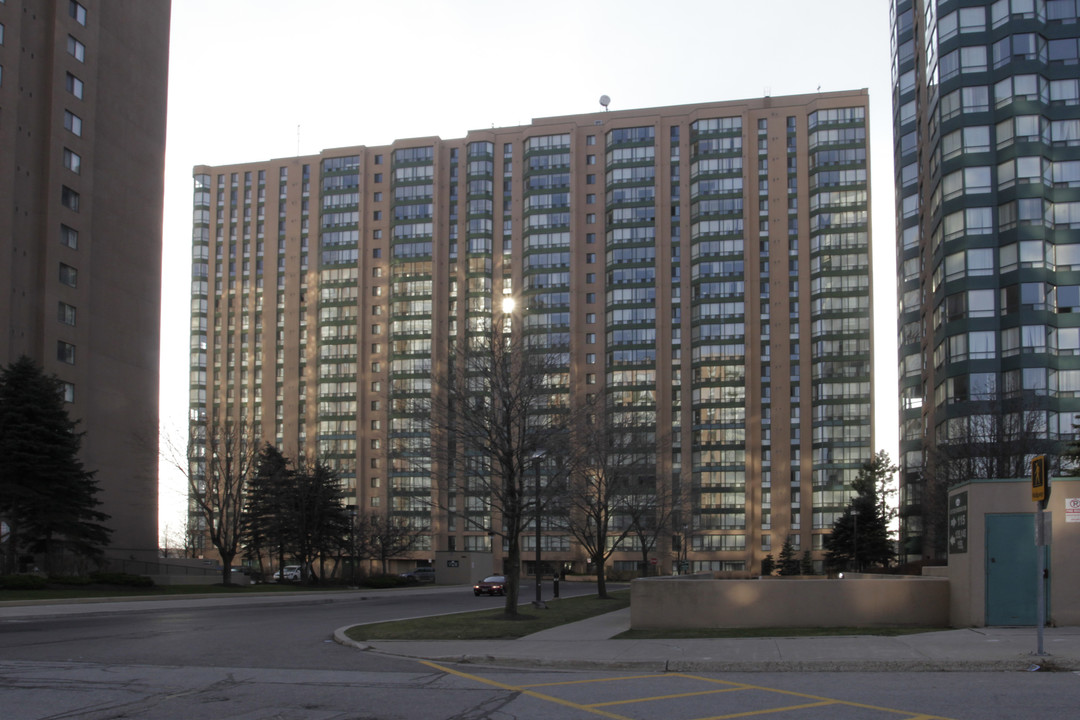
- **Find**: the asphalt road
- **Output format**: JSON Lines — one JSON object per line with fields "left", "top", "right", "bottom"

{"left": 2, "top": 584, "right": 1079, "bottom": 719}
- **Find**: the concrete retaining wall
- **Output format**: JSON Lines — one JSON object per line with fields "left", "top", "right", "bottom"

{"left": 630, "top": 575, "right": 950, "bottom": 629}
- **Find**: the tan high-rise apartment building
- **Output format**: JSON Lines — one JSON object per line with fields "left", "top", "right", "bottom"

{"left": 191, "top": 92, "right": 873, "bottom": 575}
{"left": 0, "top": 1, "right": 170, "bottom": 559}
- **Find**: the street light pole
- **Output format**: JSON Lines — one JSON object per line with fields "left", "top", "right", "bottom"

{"left": 533, "top": 455, "right": 545, "bottom": 609}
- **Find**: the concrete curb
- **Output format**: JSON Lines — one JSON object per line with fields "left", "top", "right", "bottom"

{"left": 333, "top": 625, "right": 372, "bottom": 651}
{"left": 343, "top": 647, "right": 1080, "bottom": 673}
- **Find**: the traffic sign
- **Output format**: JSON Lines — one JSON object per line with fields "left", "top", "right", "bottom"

{"left": 1032, "top": 455, "right": 1049, "bottom": 504}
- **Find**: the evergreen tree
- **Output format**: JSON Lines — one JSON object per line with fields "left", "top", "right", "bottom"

{"left": 0, "top": 356, "right": 110, "bottom": 573}
{"left": 760, "top": 553, "right": 775, "bottom": 577}
{"left": 799, "top": 550, "right": 815, "bottom": 576}
{"left": 824, "top": 450, "right": 898, "bottom": 571}
{"left": 287, "top": 460, "right": 350, "bottom": 583}
{"left": 777, "top": 538, "right": 800, "bottom": 576}
{"left": 242, "top": 444, "right": 293, "bottom": 581}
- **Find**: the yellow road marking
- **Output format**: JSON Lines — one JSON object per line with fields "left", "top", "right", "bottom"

{"left": 420, "top": 661, "right": 960, "bottom": 720}
{"left": 673, "top": 673, "right": 959, "bottom": 720}
{"left": 589, "top": 686, "right": 749, "bottom": 708}
{"left": 520, "top": 673, "right": 670, "bottom": 689}
{"left": 420, "top": 661, "right": 635, "bottom": 720}
{"left": 696, "top": 700, "right": 836, "bottom": 719}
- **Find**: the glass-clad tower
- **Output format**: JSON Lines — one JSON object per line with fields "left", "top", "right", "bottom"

{"left": 190, "top": 93, "right": 873, "bottom": 575}
{"left": 893, "top": 0, "right": 1080, "bottom": 561}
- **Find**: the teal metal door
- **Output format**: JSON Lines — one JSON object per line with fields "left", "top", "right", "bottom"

{"left": 985, "top": 513, "right": 1048, "bottom": 626}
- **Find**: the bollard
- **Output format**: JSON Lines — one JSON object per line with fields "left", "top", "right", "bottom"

{"left": 553, "top": 574, "right": 559, "bottom": 598}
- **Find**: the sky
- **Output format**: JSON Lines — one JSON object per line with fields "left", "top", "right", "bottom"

{"left": 159, "top": 0, "right": 898, "bottom": 537}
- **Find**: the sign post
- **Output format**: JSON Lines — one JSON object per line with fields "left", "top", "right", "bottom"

{"left": 1031, "top": 455, "right": 1049, "bottom": 656}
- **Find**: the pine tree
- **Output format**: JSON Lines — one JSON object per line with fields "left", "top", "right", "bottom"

{"left": 287, "top": 460, "right": 350, "bottom": 583}
{"left": 778, "top": 538, "right": 800, "bottom": 575}
{"left": 0, "top": 356, "right": 111, "bottom": 574}
{"left": 242, "top": 444, "right": 293, "bottom": 581}
{"left": 824, "top": 451, "right": 898, "bottom": 571}
{"left": 799, "top": 550, "right": 815, "bottom": 576}
{"left": 760, "top": 553, "right": 775, "bottom": 576}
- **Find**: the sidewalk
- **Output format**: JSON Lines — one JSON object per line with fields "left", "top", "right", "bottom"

{"left": 338, "top": 607, "right": 1080, "bottom": 672}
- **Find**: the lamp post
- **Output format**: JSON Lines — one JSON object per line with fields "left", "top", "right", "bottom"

{"left": 532, "top": 450, "right": 545, "bottom": 609}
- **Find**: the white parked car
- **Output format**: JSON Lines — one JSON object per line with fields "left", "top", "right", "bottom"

{"left": 273, "top": 565, "right": 302, "bottom": 582}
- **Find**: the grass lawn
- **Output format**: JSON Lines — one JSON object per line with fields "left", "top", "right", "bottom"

{"left": 346, "top": 590, "right": 631, "bottom": 642}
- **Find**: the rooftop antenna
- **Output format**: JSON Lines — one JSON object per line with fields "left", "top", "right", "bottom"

{"left": 296, "top": 124, "right": 301, "bottom": 156}
{"left": 599, "top": 94, "right": 611, "bottom": 111}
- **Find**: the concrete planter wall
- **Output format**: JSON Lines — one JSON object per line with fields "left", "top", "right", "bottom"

{"left": 630, "top": 574, "right": 950, "bottom": 629}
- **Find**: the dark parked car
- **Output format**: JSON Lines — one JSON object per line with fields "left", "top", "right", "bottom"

{"left": 473, "top": 575, "right": 506, "bottom": 596}
{"left": 399, "top": 567, "right": 436, "bottom": 583}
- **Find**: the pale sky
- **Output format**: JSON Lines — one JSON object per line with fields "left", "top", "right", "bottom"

{"left": 159, "top": 0, "right": 898, "bottom": 536}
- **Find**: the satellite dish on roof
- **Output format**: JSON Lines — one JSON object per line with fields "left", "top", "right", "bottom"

{"left": 599, "top": 95, "right": 611, "bottom": 110}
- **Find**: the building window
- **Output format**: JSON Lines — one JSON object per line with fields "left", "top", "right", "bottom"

{"left": 62, "top": 382, "right": 75, "bottom": 403}
{"left": 586, "top": 174, "right": 596, "bottom": 184}
{"left": 586, "top": 213, "right": 596, "bottom": 224}
{"left": 60, "top": 224, "right": 78, "bottom": 248}
{"left": 586, "top": 333, "right": 596, "bottom": 344}
{"left": 586, "top": 232, "right": 596, "bottom": 244}
{"left": 373, "top": 210, "right": 382, "bottom": 220}
{"left": 586, "top": 292, "right": 595, "bottom": 303}
{"left": 61, "top": 186, "right": 80, "bottom": 212}
{"left": 586, "top": 353, "right": 596, "bottom": 364}
{"left": 69, "top": 1, "right": 87, "bottom": 26}
{"left": 63, "top": 148, "right": 81, "bottom": 174}
{"left": 586, "top": 193, "right": 596, "bottom": 204}
{"left": 586, "top": 154, "right": 596, "bottom": 165}
{"left": 373, "top": 192, "right": 382, "bottom": 202}
{"left": 586, "top": 313, "right": 596, "bottom": 323}
{"left": 57, "top": 341, "right": 76, "bottom": 365}
{"left": 65, "top": 72, "right": 83, "bottom": 99}
{"left": 586, "top": 273, "right": 596, "bottom": 283}
{"left": 66, "top": 35, "right": 85, "bottom": 62}
{"left": 64, "top": 111, "right": 82, "bottom": 136}
{"left": 59, "top": 263, "right": 77, "bottom": 287}
{"left": 373, "top": 229, "right": 382, "bottom": 239}
{"left": 587, "top": 135, "right": 596, "bottom": 146}
{"left": 58, "top": 302, "right": 76, "bottom": 326}
{"left": 374, "top": 172, "right": 382, "bottom": 183}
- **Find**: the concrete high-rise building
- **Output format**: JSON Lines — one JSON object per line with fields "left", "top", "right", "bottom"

{"left": 191, "top": 92, "right": 873, "bottom": 575}
{"left": 0, "top": 1, "right": 170, "bottom": 559}
{"left": 892, "top": 0, "right": 1080, "bottom": 562}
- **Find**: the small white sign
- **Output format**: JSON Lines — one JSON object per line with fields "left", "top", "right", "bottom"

{"left": 1066, "top": 498, "right": 1080, "bottom": 524}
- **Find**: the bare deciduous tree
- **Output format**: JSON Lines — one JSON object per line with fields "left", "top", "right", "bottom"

{"left": 354, "top": 511, "right": 425, "bottom": 575}
{"left": 562, "top": 396, "right": 660, "bottom": 598}
{"left": 916, "top": 399, "right": 1059, "bottom": 560}
{"left": 404, "top": 327, "right": 572, "bottom": 617}
{"left": 165, "top": 418, "right": 260, "bottom": 585}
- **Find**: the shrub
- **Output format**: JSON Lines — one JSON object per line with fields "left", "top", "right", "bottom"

{"left": 362, "top": 574, "right": 406, "bottom": 588}
{"left": 89, "top": 572, "right": 154, "bottom": 588}
{"left": 0, "top": 574, "right": 48, "bottom": 590}
{"left": 48, "top": 575, "right": 94, "bottom": 586}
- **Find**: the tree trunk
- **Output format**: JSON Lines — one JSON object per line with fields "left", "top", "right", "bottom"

{"left": 595, "top": 555, "right": 608, "bottom": 599}
{"left": 220, "top": 552, "right": 234, "bottom": 585}
{"left": 503, "top": 532, "right": 521, "bottom": 617}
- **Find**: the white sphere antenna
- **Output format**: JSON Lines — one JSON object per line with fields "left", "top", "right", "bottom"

{"left": 599, "top": 95, "right": 611, "bottom": 111}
